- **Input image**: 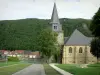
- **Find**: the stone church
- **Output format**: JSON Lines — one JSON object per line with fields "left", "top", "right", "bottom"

{"left": 51, "top": 3, "right": 97, "bottom": 64}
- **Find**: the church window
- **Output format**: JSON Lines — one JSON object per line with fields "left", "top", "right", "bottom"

{"left": 54, "top": 26, "right": 57, "bottom": 29}
{"left": 79, "top": 47, "right": 83, "bottom": 53}
{"left": 69, "top": 47, "right": 72, "bottom": 53}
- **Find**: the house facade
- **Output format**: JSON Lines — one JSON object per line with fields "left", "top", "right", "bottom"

{"left": 0, "top": 50, "right": 40, "bottom": 60}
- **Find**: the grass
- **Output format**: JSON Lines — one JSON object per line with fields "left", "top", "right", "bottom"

{"left": 88, "top": 63, "right": 100, "bottom": 67}
{"left": 56, "top": 63, "right": 100, "bottom": 75}
{"left": 43, "top": 64, "right": 61, "bottom": 75}
{"left": 0, "top": 62, "right": 21, "bottom": 67}
{"left": 0, "top": 62, "right": 32, "bottom": 75}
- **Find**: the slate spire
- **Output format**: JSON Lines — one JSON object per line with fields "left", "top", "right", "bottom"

{"left": 51, "top": 3, "right": 62, "bottom": 32}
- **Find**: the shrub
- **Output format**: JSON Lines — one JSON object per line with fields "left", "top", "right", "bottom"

{"left": 8, "top": 57, "right": 20, "bottom": 62}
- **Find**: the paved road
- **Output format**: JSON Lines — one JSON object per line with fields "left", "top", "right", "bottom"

{"left": 12, "top": 64, "right": 45, "bottom": 75}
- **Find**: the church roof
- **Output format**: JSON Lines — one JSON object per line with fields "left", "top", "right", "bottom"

{"left": 51, "top": 3, "right": 60, "bottom": 24}
{"left": 51, "top": 3, "right": 62, "bottom": 32}
{"left": 64, "top": 37, "right": 69, "bottom": 44}
{"left": 65, "top": 29, "right": 92, "bottom": 46}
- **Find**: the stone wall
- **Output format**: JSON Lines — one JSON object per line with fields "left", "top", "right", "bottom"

{"left": 57, "top": 32, "right": 64, "bottom": 45}
{"left": 62, "top": 46, "right": 97, "bottom": 64}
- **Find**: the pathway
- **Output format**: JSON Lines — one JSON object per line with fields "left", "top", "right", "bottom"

{"left": 50, "top": 64, "right": 73, "bottom": 75}
{"left": 12, "top": 64, "right": 45, "bottom": 75}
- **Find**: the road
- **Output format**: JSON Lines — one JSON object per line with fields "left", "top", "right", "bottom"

{"left": 12, "top": 64, "right": 45, "bottom": 75}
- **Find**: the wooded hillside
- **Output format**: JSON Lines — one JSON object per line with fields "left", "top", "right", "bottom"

{"left": 0, "top": 18, "right": 92, "bottom": 50}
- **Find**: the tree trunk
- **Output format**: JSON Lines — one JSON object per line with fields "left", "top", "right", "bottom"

{"left": 97, "top": 57, "right": 99, "bottom": 63}
{"left": 97, "top": 48, "right": 99, "bottom": 63}
{"left": 60, "top": 45, "right": 64, "bottom": 64}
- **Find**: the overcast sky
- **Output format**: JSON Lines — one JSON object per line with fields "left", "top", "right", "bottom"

{"left": 0, "top": 0, "right": 100, "bottom": 20}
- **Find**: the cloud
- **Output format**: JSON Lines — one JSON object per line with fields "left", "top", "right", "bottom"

{"left": 0, "top": 0, "right": 100, "bottom": 20}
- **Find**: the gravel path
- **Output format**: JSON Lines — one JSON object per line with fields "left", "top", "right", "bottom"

{"left": 12, "top": 64, "right": 45, "bottom": 75}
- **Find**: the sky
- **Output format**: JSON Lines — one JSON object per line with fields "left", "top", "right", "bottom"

{"left": 0, "top": 0, "right": 100, "bottom": 20}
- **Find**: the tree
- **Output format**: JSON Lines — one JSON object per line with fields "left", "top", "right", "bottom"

{"left": 90, "top": 38, "right": 100, "bottom": 63}
{"left": 37, "top": 29, "right": 57, "bottom": 62}
{"left": 90, "top": 7, "right": 100, "bottom": 63}
{"left": 54, "top": 46, "right": 60, "bottom": 63}
{"left": 90, "top": 7, "right": 100, "bottom": 37}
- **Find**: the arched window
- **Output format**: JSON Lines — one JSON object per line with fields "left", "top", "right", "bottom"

{"left": 69, "top": 47, "right": 72, "bottom": 53}
{"left": 79, "top": 47, "right": 83, "bottom": 53}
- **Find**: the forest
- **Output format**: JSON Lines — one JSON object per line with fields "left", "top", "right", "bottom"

{"left": 0, "top": 18, "right": 92, "bottom": 50}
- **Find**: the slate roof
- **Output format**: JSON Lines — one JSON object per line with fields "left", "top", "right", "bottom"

{"left": 65, "top": 29, "right": 92, "bottom": 46}
{"left": 51, "top": 3, "right": 62, "bottom": 32}
{"left": 51, "top": 3, "right": 60, "bottom": 24}
{"left": 64, "top": 37, "right": 69, "bottom": 44}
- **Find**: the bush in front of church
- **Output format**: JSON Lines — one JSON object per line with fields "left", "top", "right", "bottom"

{"left": 8, "top": 56, "right": 20, "bottom": 62}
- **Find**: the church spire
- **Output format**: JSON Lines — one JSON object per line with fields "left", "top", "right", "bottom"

{"left": 51, "top": 3, "right": 62, "bottom": 32}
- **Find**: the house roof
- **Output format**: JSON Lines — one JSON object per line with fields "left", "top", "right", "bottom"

{"left": 65, "top": 29, "right": 92, "bottom": 46}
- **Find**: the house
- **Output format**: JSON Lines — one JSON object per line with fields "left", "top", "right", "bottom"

{"left": 0, "top": 50, "right": 40, "bottom": 60}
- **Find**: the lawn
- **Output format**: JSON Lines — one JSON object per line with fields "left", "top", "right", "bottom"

{"left": 56, "top": 63, "right": 100, "bottom": 75}
{"left": 0, "top": 62, "right": 32, "bottom": 75}
{"left": 0, "top": 62, "right": 21, "bottom": 67}
{"left": 43, "top": 64, "right": 61, "bottom": 75}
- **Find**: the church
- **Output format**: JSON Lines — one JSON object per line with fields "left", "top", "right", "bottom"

{"left": 50, "top": 3, "right": 97, "bottom": 64}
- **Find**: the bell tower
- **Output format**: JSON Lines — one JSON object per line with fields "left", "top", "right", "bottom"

{"left": 51, "top": 3, "right": 64, "bottom": 45}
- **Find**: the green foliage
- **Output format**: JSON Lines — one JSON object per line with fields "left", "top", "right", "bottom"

{"left": 8, "top": 57, "right": 20, "bottom": 62}
{"left": 37, "top": 29, "right": 57, "bottom": 58}
{"left": 90, "top": 8, "right": 100, "bottom": 37}
{"left": 0, "top": 21, "right": 7, "bottom": 49}
{"left": 0, "top": 18, "right": 91, "bottom": 50}
{"left": 53, "top": 46, "right": 60, "bottom": 63}
{"left": 90, "top": 38, "right": 100, "bottom": 60}
{"left": 60, "top": 18, "right": 91, "bottom": 37}
{"left": 0, "top": 19, "right": 49, "bottom": 50}
{"left": 90, "top": 7, "right": 100, "bottom": 63}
